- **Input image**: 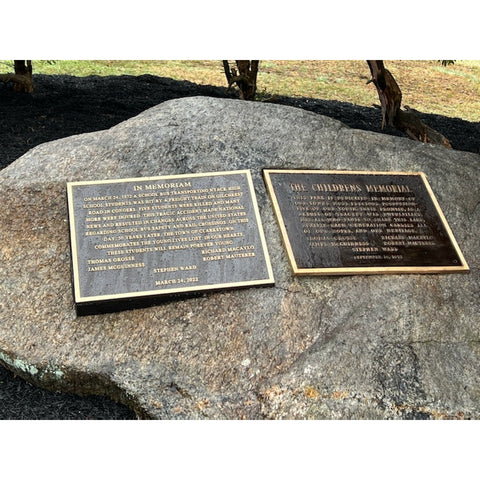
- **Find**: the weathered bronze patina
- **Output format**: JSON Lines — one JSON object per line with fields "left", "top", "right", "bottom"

{"left": 264, "top": 169, "right": 469, "bottom": 275}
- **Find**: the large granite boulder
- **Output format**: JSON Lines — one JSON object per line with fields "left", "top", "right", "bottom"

{"left": 1, "top": 96, "right": 478, "bottom": 419}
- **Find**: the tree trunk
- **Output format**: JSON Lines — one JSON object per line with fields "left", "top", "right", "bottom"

{"left": 0, "top": 60, "right": 34, "bottom": 93}
{"left": 222, "top": 60, "right": 259, "bottom": 100}
{"left": 366, "top": 60, "right": 451, "bottom": 148}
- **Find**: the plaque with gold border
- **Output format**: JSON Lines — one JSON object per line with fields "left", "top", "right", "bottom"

{"left": 67, "top": 170, "right": 274, "bottom": 312}
{"left": 263, "top": 169, "right": 469, "bottom": 275}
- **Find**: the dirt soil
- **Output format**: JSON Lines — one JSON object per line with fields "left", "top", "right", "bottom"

{"left": 0, "top": 74, "right": 478, "bottom": 419}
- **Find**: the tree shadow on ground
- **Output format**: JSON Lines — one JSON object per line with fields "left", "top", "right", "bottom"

{"left": 1, "top": 74, "right": 479, "bottom": 171}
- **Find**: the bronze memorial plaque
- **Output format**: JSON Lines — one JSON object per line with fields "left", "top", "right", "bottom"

{"left": 67, "top": 170, "right": 274, "bottom": 312}
{"left": 263, "top": 169, "right": 469, "bottom": 275}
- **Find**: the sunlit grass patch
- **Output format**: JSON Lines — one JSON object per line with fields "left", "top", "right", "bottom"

{"left": 1, "top": 60, "right": 479, "bottom": 121}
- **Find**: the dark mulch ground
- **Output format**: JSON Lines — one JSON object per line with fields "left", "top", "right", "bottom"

{"left": 1, "top": 74, "right": 479, "bottom": 419}
{"left": 2, "top": 74, "right": 479, "bottom": 172}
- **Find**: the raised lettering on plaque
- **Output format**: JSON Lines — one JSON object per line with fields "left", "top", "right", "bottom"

{"left": 263, "top": 169, "right": 469, "bottom": 275}
{"left": 67, "top": 170, "right": 274, "bottom": 310}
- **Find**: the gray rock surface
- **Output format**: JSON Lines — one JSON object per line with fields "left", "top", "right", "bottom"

{"left": 0, "top": 96, "right": 478, "bottom": 419}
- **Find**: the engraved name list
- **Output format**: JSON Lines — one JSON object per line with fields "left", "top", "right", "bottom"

{"left": 264, "top": 170, "right": 469, "bottom": 275}
{"left": 67, "top": 171, "right": 274, "bottom": 306}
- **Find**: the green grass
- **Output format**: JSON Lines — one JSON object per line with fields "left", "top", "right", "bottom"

{"left": 1, "top": 60, "right": 480, "bottom": 121}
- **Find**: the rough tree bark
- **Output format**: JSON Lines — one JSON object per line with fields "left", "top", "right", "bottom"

{"left": 366, "top": 60, "right": 451, "bottom": 148}
{"left": 0, "top": 61, "right": 34, "bottom": 93}
{"left": 222, "top": 60, "right": 259, "bottom": 100}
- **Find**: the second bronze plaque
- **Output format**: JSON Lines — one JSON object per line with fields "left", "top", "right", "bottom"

{"left": 263, "top": 169, "right": 469, "bottom": 275}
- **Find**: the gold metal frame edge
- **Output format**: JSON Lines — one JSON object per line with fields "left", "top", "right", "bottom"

{"left": 74, "top": 277, "right": 275, "bottom": 304}
{"left": 66, "top": 170, "right": 253, "bottom": 188}
{"left": 68, "top": 170, "right": 275, "bottom": 304}
{"left": 263, "top": 169, "right": 470, "bottom": 275}
{"left": 263, "top": 169, "right": 300, "bottom": 273}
